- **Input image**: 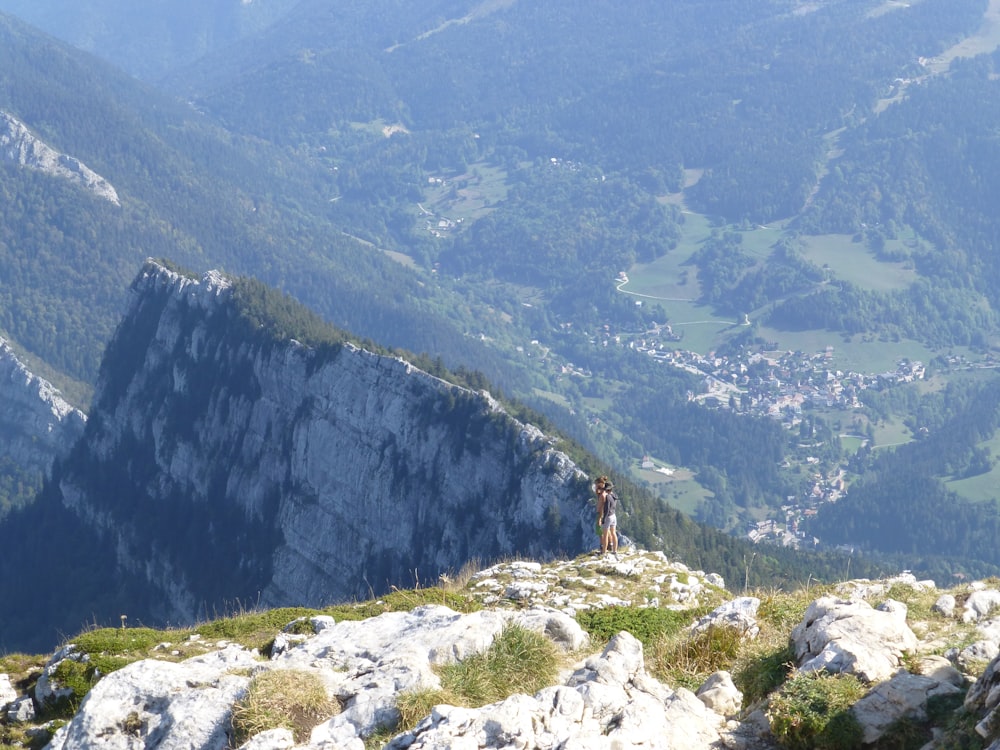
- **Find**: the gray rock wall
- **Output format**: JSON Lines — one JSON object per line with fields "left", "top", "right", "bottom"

{"left": 55, "top": 262, "right": 595, "bottom": 624}
{"left": 0, "top": 337, "right": 85, "bottom": 477}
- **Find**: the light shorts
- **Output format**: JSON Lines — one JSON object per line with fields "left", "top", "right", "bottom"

{"left": 602, "top": 513, "right": 617, "bottom": 531}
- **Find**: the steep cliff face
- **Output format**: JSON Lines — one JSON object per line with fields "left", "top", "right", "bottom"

{"left": 0, "top": 337, "right": 85, "bottom": 479}
{"left": 0, "top": 110, "right": 120, "bottom": 204}
{"left": 55, "top": 261, "right": 594, "bottom": 625}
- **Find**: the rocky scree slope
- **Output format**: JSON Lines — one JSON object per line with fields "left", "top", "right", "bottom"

{"left": 51, "top": 260, "right": 596, "bottom": 630}
{"left": 5, "top": 549, "right": 1000, "bottom": 749}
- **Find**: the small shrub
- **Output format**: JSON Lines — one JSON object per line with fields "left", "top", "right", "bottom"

{"left": 231, "top": 669, "right": 339, "bottom": 745}
{"left": 196, "top": 607, "right": 318, "bottom": 652}
{"left": 648, "top": 624, "right": 745, "bottom": 690}
{"left": 439, "top": 624, "right": 559, "bottom": 706}
{"left": 766, "top": 671, "right": 866, "bottom": 750}
{"left": 576, "top": 605, "right": 696, "bottom": 648}
{"left": 734, "top": 641, "right": 794, "bottom": 707}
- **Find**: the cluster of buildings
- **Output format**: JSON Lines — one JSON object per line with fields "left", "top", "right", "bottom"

{"left": 586, "top": 325, "right": 932, "bottom": 548}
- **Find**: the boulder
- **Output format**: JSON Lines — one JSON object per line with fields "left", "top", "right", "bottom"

{"left": 691, "top": 597, "right": 760, "bottom": 639}
{"left": 46, "top": 645, "right": 258, "bottom": 750}
{"left": 7, "top": 695, "right": 35, "bottom": 723}
{"left": 696, "top": 670, "right": 743, "bottom": 717}
{"left": 933, "top": 594, "right": 957, "bottom": 618}
{"left": 851, "top": 670, "right": 962, "bottom": 744}
{"left": 963, "top": 590, "right": 1000, "bottom": 623}
{"left": 791, "top": 596, "right": 919, "bottom": 683}
{"left": 0, "top": 673, "right": 16, "bottom": 711}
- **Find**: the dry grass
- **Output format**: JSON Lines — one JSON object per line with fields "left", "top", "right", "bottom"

{"left": 230, "top": 668, "right": 340, "bottom": 744}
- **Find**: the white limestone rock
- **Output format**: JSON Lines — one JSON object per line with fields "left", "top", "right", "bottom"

{"left": 691, "top": 596, "right": 760, "bottom": 639}
{"left": 46, "top": 645, "right": 258, "bottom": 750}
{"left": 0, "top": 338, "right": 86, "bottom": 477}
{"left": 934, "top": 594, "right": 957, "bottom": 618}
{"left": 696, "top": 670, "right": 743, "bottom": 717}
{"left": 7, "top": 695, "right": 35, "bottom": 723}
{"left": 964, "top": 590, "right": 1000, "bottom": 623}
{"left": 0, "top": 111, "right": 119, "bottom": 204}
{"left": 851, "top": 670, "right": 962, "bottom": 744}
{"left": 389, "top": 631, "right": 725, "bottom": 750}
{"left": 275, "top": 604, "right": 586, "bottom": 745}
{"left": 0, "top": 673, "right": 16, "bottom": 711}
{"left": 791, "top": 596, "right": 919, "bottom": 683}
{"left": 237, "top": 727, "right": 295, "bottom": 749}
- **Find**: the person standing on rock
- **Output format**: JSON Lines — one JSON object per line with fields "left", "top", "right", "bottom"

{"left": 596, "top": 478, "right": 619, "bottom": 559}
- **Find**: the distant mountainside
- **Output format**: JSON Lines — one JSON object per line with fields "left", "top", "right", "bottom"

{"left": 0, "top": 262, "right": 873, "bottom": 653}
{"left": 6, "top": 1, "right": 1000, "bottom": 587}
{"left": 0, "top": 0, "right": 301, "bottom": 80}
{"left": 0, "top": 11, "right": 525, "bottom": 396}
{"left": 0, "top": 261, "right": 591, "bottom": 651}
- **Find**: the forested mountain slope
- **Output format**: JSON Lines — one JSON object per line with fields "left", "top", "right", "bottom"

{"left": 0, "top": 12, "right": 525, "bottom": 398}
{"left": 0, "top": 262, "right": 875, "bottom": 653}
{"left": 6, "top": 1, "right": 1000, "bottom": 580}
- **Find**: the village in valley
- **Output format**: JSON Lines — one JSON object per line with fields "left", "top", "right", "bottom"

{"left": 532, "top": 305, "right": 941, "bottom": 551}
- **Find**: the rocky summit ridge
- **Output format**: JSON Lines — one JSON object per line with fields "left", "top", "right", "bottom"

{"left": 47, "top": 260, "right": 596, "bottom": 633}
{"left": 5, "top": 549, "right": 1000, "bottom": 749}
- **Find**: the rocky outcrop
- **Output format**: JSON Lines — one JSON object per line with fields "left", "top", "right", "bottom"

{"left": 0, "top": 338, "right": 85, "bottom": 477}
{"left": 53, "top": 261, "right": 596, "bottom": 627}
{"left": 790, "top": 596, "right": 919, "bottom": 683}
{"left": 18, "top": 556, "right": 1000, "bottom": 750}
{"left": 38, "top": 554, "right": 744, "bottom": 750}
{"left": 0, "top": 111, "right": 120, "bottom": 204}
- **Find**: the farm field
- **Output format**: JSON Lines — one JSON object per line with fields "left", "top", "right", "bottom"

{"left": 798, "top": 234, "right": 917, "bottom": 292}
{"left": 947, "top": 433, "right": 1000, "bottom": 504}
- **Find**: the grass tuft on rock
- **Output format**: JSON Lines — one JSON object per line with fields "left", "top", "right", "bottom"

{"left": 230, "top": 668, "right": 340, "bottom": 744}
{"left": 439, "top": 624, "right": 560, "bottom": 707}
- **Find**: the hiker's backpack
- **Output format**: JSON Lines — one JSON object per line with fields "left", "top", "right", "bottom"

{"left": 606, "top": 491, "right": 619, "bottom": 515}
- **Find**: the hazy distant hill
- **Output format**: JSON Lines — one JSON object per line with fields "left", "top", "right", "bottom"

{"left": 0, "top": 0, "right": 301, "bottom": 80}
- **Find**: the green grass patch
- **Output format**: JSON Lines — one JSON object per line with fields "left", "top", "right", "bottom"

{"left": 753, "top": 329, "right": 932, "bottom": 374}
{"left": 871, "top": 418, "right": 913, "bottom": 450}
{"left": 328, "top": 587, "right": 481, "bottom": 622}
{"left": 438, "top": 624, "right": 560, "bottom": 706}
{"left": 767, "top": 671, "right": 867, "bottom": 750}
{"left": 423, "top": 161, "right": 510, "bottom": 223}
{"left": 946, "top": 433, "right": 1000, "bottom": 504}
{"left": 653, "top": 474, "right": 709, "bottom": 516}
{"left": 196, "top": 607, "right": 318, "bottom": 653}
{"left": 734, "top": 641, "right": 795, "bottom": 707}
{"left": 648, "top": 624, "right": 747, "bottom": 690}
{"left": 576, "top": 605, "right": 700, "bottom": 649}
